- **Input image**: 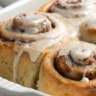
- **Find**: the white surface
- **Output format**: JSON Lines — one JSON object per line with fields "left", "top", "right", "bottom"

{"left": 0, "top": 0, "right": 50, "bottom": 96}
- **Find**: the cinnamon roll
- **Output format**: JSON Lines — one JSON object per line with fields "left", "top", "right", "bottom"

{"left": 40, "top": 0, "right": 96, "bottom": 28}
{"left": 38, "top": 41, "right": 96, "bottom": 96}
{"left": 80, "top": 13, "right": 96, "bottom": 43}
{"left": 0, "top": 12, "right": 77, "bottom": 88}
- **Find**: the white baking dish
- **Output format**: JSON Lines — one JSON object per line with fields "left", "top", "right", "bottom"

{"left": 0, "top": 0, "right": 16, "bottom": 7}
{"left": 0, "top": 0, "right": 50, "bottom": 96}
{"left": 0, "top": 0, "right": 49, "bottom": 21}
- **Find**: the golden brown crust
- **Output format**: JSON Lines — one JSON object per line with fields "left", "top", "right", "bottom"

{"left": 0, "top": 42, "right": 18, "bottom": 81}
{"left": 39, "top": 0, "right": 56, "bottom": 12}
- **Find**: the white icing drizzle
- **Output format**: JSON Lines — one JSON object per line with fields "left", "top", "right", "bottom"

{"left": 12, "top": 12, "right": 69, "bottom": 82}
{"left": 80, "top": 77, "right": 89, "bottom": 82}
{"left": 23, "top": 39, "right": 56, "bottom": 62}
{"left": 23, "top": 33, "right": 65, "bottom": 62}
{"left": 81, "top": 63, "right": 96, "bottom": 82}
{"left": 80, "top": 66, "right": 90, "bottom": 82}
{"left": 13, "top": 50, "right": 23, "bottom": 82}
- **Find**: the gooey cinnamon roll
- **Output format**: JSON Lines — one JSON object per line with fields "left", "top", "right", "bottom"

{"left": 38, "top": 41, "right": 96, "bottom": 96}
{"left": 0, "top": 12, "right": 77, "bottom": 88}
{"left": 40, "top": 0, "right": 96, "bottom": 28}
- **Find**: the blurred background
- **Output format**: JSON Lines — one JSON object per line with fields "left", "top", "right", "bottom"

{"left": 0, "top": 0, "right": 16, "bottom": 7}
{"left": 0, "top": 0, "right": 16, "bottom": 11}
{"left": 0, "top": 0, "right": 49, "bottom": 21}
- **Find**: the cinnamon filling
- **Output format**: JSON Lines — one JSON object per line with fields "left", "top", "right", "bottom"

{"left": 55, "top": 42, "right": 96, "bottom": 81}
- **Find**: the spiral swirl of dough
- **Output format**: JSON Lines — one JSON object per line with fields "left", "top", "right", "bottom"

{"left": 56, "top": 41, "right": 96, "bottom": 82}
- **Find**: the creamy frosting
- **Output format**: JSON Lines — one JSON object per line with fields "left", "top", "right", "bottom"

{"left": 70, "top": 48, "right": 92, "bottom": 65}
{"left": 80, "top": 66, "right": 90, "bottom": 82}
{"left": 13, "top": 50, "right": 23, "bottom": 82}
{"left": 80, "top": 77, "right": 89, "bottom": 82}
